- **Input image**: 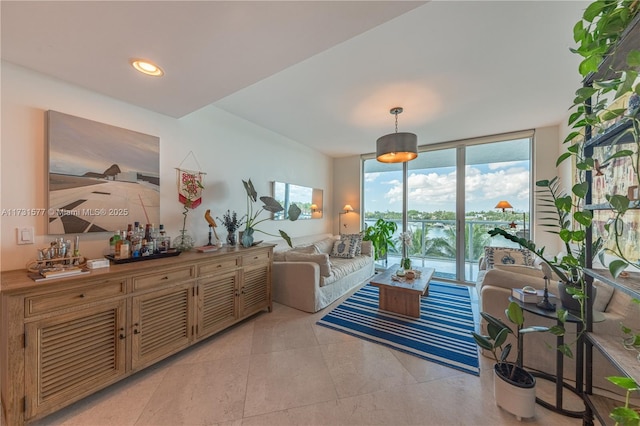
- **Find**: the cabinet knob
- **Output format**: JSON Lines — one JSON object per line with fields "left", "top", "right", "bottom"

{"left": 161, "top": 276, "right": 169, "bottom": 280}
{"left": 79, "top": 293, "right": 85, "bottom": 298}
{"left": 119, "top": 333, "right": 126, "bottom": 339}
{"left": 134, "top": 329, "right": 140, "bottom": 335}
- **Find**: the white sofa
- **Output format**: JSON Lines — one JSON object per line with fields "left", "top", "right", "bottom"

{"left": 476, "top": 249, "right": 640, "bottom": 396}
{"left": 268, "top": 233, "right": 375, "bottom": 313}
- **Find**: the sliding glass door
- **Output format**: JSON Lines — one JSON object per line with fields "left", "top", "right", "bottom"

{"left": 362, "top": 132, "right": 532, "bottom": 283}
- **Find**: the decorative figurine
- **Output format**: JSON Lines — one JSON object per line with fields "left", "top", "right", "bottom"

{"left": 537, "top": 262, "right": 556, "bottom": 311}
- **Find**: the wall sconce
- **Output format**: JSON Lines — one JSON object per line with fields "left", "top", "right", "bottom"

{"left": 338, "top": 204, "right": 354, "bottom": 233}
{"left": 311, "top": 204, "right": 318, "bottom": 212}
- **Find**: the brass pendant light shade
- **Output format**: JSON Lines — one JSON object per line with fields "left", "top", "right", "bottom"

{"left": 376, "top": 107, "right": 418, "bottom": 163}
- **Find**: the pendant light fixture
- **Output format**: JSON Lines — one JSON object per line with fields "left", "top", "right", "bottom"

{"left": 376, "top": 107, "right": 418, "bottom": 163}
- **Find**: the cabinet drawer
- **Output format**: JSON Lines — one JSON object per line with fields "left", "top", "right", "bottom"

{"left": 25, "top": 279, "right": 126, "bottom": 316}
{"left": 133, "top": 267, "right": 195, "bottom": 291}
{"left": 242, "top": 251, "right": 270, "bottom": 266}
{"left": 198, "top": 257, "right": 239, "bottom": 276}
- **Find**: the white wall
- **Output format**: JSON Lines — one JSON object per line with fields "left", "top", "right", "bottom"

{"left": 0, "top": 62, "right": 331, "bottom": 271}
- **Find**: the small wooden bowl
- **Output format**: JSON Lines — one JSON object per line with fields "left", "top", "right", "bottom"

{"left": 404, "top": 270, "right": 416, "bottom": 280}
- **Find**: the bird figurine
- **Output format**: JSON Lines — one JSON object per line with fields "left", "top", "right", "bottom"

{"left": 594, "top": 159, "right": 609, "bottom": 176}
{"left": 205, "top": 209, "right": 220, "bottom": 243}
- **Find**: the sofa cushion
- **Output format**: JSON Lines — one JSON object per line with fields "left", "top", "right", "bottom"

{"left": 341, "top": 233, "right": 363, "bottom": 256}
{"left": 284, "top": 252, "right": 332, "bottom": 277}
{"left": 484, "top": 246, "right": 534, "bottom": 269}
{"left": 494, "top": 264, "right": 544, "bottom": 278}
{"left": 321, "top": 255, "right": 372, "bottom": 286}
{"left": 331, "top": 239, "right": 357, "bottom": 258}
{"left": 273, "top": 244, "right": 317, "bottom": 261}
{"left": 314, "top": 237, "right": 336, "bottom": 255}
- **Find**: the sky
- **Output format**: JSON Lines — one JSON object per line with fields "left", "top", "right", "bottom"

{"left": 364, "top": 160, "right": 530, "bottom": 213}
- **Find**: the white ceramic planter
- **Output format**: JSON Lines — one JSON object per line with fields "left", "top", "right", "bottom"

{"left": 493, "top": 365, "right": 536, "bottom": 421}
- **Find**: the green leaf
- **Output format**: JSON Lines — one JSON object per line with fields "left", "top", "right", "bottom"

{"left": 627, "top": 50, "right": 640, "bottom": 67}
{"left": 572, "top": 182, "right": 589, "bottom": 199}
{"left": 606, "top": 149, "right": 634, "bottom": 161}
{"left": 609, "top": 260, "right": 629, "bottom": 278}
{"left": 556, "top": 152, "right": 572, "bottom": 166}
{"left": 579, "top": 55, "right": 602, "bottom": 76}
{"left": 607, "top": 376, "right": 640, "bottom": 391}
{"left": 242, "top": 179, "right": 258, "bottom": 202}
{"left": 548, "top": 325, "right": 565, "bottom": 336}
{"left": 506, "top": 301, "right": 524, "bottom": 327}
{"left": 279, "top": 230, "right": 293, "bottom": 248}
{"left": 609, "top": 406, "right": 640, "bottom": 425}
{"left": 259, "top": 196, "right": 284, "bottom": 213}
{"left": 287, "top": 204, "right": 301, "bottom": 221}
{"left": 583, "top": 0, "right": 608, "bottom": 22}
{"left": 608, "top": 194, "right": 630, "bottom": 214}
{"left": 601, "top": 108, "right": 626, "bottom": 121}
{"left": 574, "top": 211, "right": 592, "bottom": 227}
{"left": 557, "top": 344, "right": 573, "bottom": 358}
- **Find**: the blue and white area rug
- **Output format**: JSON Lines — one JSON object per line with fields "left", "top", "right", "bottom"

{"left": 317, "top": 282, "right": 480, "bottom": 376}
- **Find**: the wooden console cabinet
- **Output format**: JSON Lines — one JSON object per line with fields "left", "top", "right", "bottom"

{"left": 1, "top": 244, "right": 273, "bottom": 425}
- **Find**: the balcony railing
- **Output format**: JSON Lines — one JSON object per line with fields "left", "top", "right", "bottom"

{"left": 364, "top": 218, "right": 523, "bottom": 282}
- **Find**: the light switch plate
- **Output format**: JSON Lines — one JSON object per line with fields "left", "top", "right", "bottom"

{"left": 17, "top": 227, "right": 34, "bottom": 245}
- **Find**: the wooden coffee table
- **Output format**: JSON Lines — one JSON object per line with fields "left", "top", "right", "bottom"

{"left": 369, "top": 265, "right": 435, "bottom": 318}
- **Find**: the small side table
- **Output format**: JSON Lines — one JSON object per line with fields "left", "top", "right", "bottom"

{"left": 509, "top": 297, "right": 604, "bottom": 418}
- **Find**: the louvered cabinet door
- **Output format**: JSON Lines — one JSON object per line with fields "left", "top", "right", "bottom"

{"left": 131, "top": 283, "right": 193, "bottom": 370}
{"left": 24, "top": 299, "right": 126, "bottom": 420}
{"left": 240, "top": 263, "right": 271, "bottom": 318}
{"left": 197, "top": 270, "right": 238, "bottom": 339}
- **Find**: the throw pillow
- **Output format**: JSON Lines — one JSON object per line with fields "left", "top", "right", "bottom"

{"left": 314, "top": 237, "right": 337, "bottom": 255}
{"left": 331, "top": 238, "right": 357, "bottom": 258}
{"left": 291, "top": 244, "right": 318, "bottom": 254}
{"left": 341, "top": 233, "right": 363, "bottom": 256}
{"left": 284, "top": 252, "right": 332, "bottom": 277}
{"left": 484, "top": 246, "right": 534, "bottom": 269}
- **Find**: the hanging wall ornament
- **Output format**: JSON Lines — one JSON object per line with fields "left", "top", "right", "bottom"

{"left": 176, "top": 168, "right": 205, "bottom": 208}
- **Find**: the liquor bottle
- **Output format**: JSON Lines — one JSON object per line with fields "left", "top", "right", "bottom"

{"left": 109, "top": 230, "right": 121, "bottom": 256}
{"left": 158, "top": 224, "right": 168, "bottom": 252}
{"left": 126, "top": 224, "right": 133, "bottom": 242}
{"left": 143, "top": 224, "right": 149, "bottom": 241}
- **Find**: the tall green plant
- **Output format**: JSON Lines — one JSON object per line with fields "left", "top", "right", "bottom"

{"left": 567, "top": 3, "right": 640, "bottom": 424}
{"left": 363, "top": 219, "right": 397, "bottom": 260}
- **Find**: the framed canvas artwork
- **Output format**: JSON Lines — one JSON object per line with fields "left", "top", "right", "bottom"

{"left": 47, "top": 110, "right": 160, "bottom": 234}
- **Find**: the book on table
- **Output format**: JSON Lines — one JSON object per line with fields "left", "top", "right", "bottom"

{"left": 511, "top": 287, "right": 555, "bottom": 303}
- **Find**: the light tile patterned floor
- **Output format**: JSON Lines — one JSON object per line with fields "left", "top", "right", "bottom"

{"left": 29, "top": 285, "right": 582, "bottom": 426}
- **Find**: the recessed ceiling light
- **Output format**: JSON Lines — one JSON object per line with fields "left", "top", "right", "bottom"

{"left": 131, "top": 59, "right": 164, "bottom": 77}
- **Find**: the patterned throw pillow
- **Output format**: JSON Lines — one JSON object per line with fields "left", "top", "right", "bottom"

{"left": 484, "top": 246, "right": 534, "bottom": 269}
{"left": 341, "top": 233, "right": 363, "bottom": 256}
{"left": 331, "top": 238, "right": 357, "bottom": 258}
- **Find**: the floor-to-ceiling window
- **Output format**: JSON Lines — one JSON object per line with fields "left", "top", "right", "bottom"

{"left": 362, "top": 131, "right": 532, "bottom": 283}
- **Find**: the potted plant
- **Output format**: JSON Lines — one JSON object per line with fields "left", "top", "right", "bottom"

{"left": 472, "top": 301, "right": 549, "bottom": 421}
{"left": 362, "top": 218, "right": 397, "bottom": 261}
{"left": 218, "top": 210, "right": 243, "bottom": 246}
{"left": 241, "top": 178, "right": 300, "bottom": 247}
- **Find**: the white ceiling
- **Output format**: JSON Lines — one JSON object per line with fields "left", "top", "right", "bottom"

{"left": 1, "top": 1, "right": 588, "bottom": 158}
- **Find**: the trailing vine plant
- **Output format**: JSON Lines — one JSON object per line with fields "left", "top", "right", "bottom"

{"left": 567, "top": 2, "right": 640, "bottom": 424}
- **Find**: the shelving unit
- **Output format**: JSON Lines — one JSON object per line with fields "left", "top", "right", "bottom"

{"left": 582, "top": 11, "right": 640, "bottom": 426}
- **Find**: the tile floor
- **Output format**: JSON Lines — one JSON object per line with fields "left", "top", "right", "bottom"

{"left": 29, "top": 285, "right": 583, "bottom": 426}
